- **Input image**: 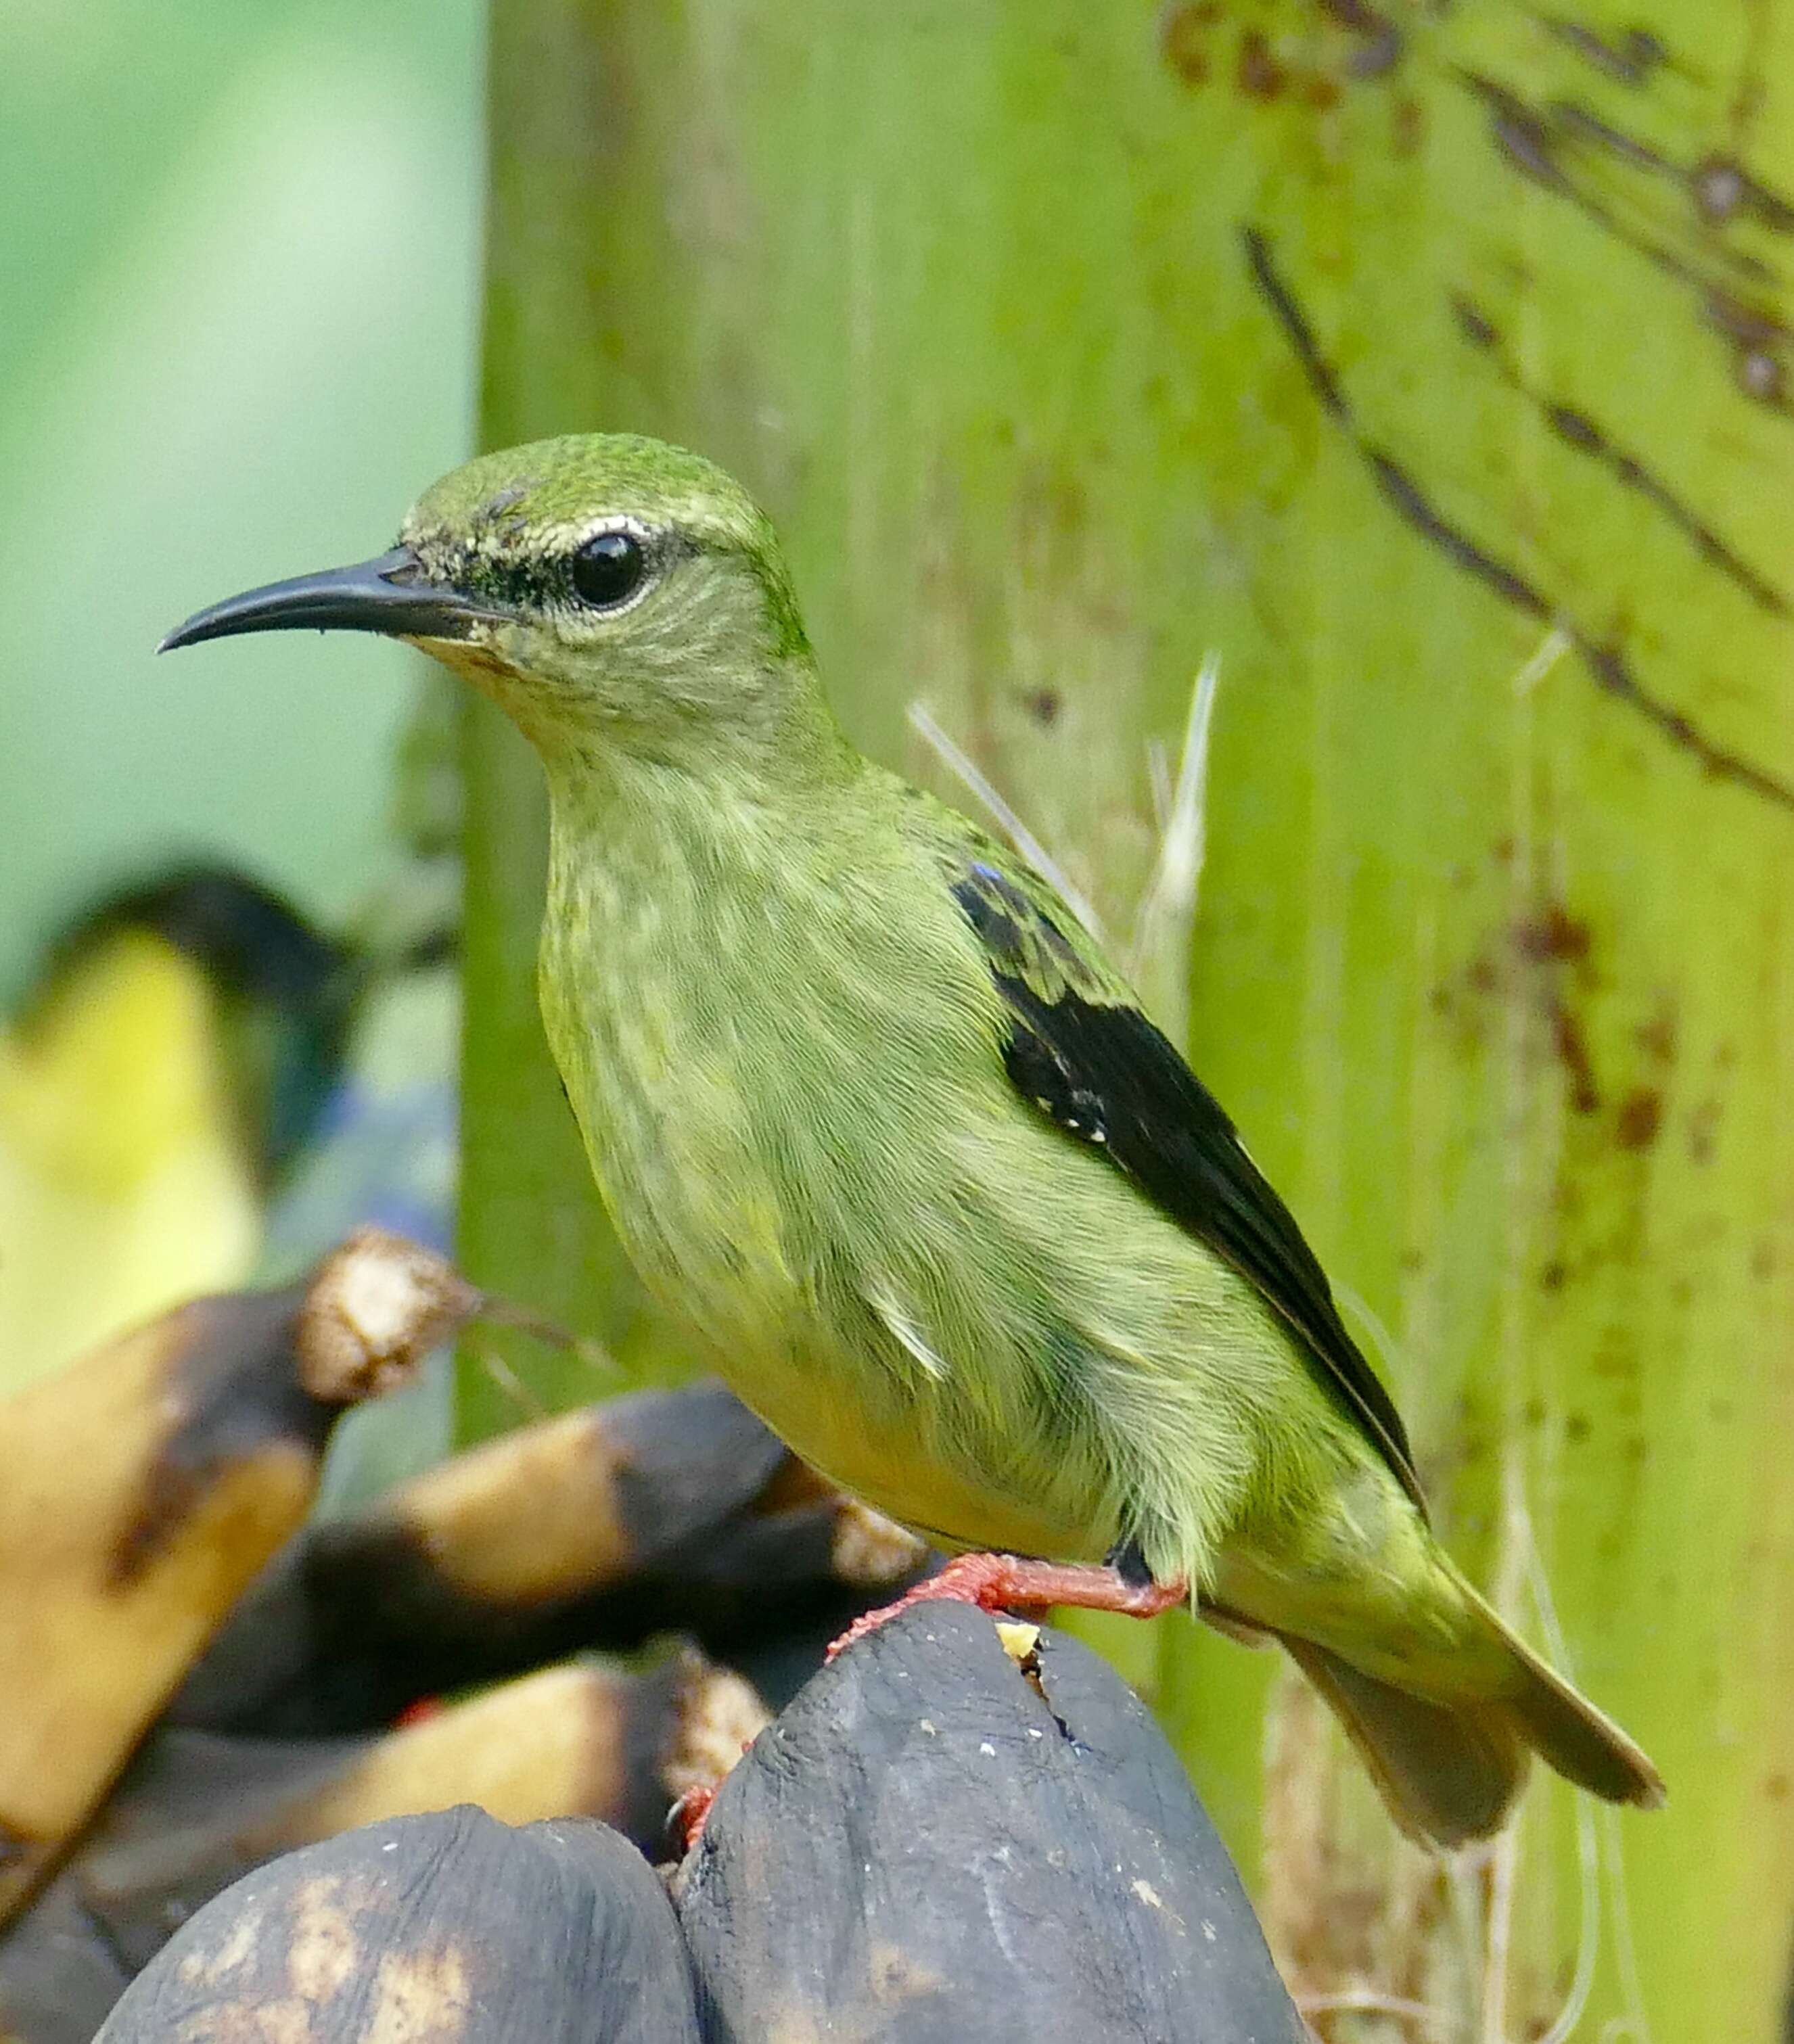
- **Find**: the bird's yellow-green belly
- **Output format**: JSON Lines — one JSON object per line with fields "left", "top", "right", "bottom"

{"left": 598, "top": 1176, "right": 1115, "bottom": 1561}
{"left": 707, "top": 1319, "right": 1116, "bottom": 1563}
{"left": 542, "top": 925, "right": 1126, "bottom": 1565}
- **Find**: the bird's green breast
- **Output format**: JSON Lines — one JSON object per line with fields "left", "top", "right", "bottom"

{"left": 534, "top": 758, "right": 1130, "bottom": 1556}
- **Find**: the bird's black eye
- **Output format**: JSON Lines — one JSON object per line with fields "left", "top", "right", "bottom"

{"left": 571, "top": 530, "right": 647, "bottom": 609}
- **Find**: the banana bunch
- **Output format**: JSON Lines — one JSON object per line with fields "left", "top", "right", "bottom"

{"left": 0, "top": 1276, "right": 927, "bottom": 2039}
{"left": 0, "top": 1228, "right": 476, "bottom": 1926}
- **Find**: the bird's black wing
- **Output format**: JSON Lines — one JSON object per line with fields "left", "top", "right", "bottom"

{"left": 946, "top": 851, "right": 1426, "bottom": 1516}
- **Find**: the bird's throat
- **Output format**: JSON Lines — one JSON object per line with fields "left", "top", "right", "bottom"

{"left": 532, "top": 733, "right": 877, "bottom": 1297}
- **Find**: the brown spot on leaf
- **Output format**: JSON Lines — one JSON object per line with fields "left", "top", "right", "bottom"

{"left": 1390, "top": 93, "right": 1424, "bottom": 155}
{"left": 1615, "top": 1088, "right": 1662, "bottom": 1149}
{"left": 1549, "top": 1000, "right": 1601, "bottom": 1113}
{"left": 1636, "top": 1004, "right": 1678, "bottom": 1064}
{"left": 1515, "top": 904, "right": 1592, "bottom": 965}
{"left": 1238, "top": 29, "right": 1286, "bottom": 99}
{"left": 1157, "top": 0, "right": 1218, "bottom": 87}
{"left": 1688, "top": 1096, "right": 1721, "bottom": 1163}
{"left": 1565, "top": 1410, "right": 1591, "bottom": 1441}
{"left": 1540, "top": 1260, "right": 1568, "bottom": 1292}
{"left": 1027, "top": 689, "right": 1062, "bottom": 727}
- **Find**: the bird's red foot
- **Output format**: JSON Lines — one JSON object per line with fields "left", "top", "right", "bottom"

{"left": 667, "top": 1780, "right": 718, "bottom": 1854}
{"left": 826, "top": 1550, "right": 1188, "bottom": 1661}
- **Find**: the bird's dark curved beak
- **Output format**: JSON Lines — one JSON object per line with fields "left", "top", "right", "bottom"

{"left": 158, "top": 547, "right": 497, "bottom": 653}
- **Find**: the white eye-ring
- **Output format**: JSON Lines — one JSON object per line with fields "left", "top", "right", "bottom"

{"left": 571, "top": 519, "right": 654, "bottom": 611}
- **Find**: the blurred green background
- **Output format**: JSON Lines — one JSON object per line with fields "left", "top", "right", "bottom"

{"left": 0, "top": 0, "right": 482, "bottom": 1000}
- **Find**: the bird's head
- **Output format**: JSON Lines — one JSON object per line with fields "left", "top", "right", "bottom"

{"left": 162, "top": 434, "right": 823, "bottom": 765}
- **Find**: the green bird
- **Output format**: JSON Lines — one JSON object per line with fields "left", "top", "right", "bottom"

{"left": 164, "top": 432, "right": 1663, "bottom": 1846}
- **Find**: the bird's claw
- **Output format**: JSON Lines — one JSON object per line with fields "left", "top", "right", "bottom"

{"left": 826, "top": 1550, "right": 1187, "bottom": 1660}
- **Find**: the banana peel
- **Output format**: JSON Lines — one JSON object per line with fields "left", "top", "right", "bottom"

{"left": 171, "top": 1382, "right": 931, "bottom": 1736}
{"left": 88, "top": 1806, "right": 703, "bottom": 2044}
{"left": 0, "top": 1650, "right": 764, "bottom": 2041}
{"left": 252, "top": 1652, "right": 767, "bottom": 1859}
{"left": 0, "top": 1228, "right": 478, "bottom": 1926}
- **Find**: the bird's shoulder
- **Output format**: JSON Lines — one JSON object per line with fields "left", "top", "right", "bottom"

{"left": 886, "top": 783, "right": 1127, "bottom": 1010}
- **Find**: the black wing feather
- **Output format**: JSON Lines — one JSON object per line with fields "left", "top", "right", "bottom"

{"left": 952, "top": 867, "right": 1425, "bottom": 1516}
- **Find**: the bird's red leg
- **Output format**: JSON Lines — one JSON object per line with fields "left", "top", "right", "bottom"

{"left": 826, "top": 1551, "right": 1187, "bottom": 1660}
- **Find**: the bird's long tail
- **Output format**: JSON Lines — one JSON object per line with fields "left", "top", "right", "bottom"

{"left": 1272, "top": 1583, "right": 1663, "bottom": 1850}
